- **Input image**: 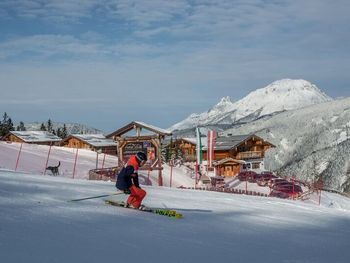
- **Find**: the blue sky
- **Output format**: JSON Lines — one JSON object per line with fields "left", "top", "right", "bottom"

{"left": 0, "top": 0, "right": 349, "bottom": 133}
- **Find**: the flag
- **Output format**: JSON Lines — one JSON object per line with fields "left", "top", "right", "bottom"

{"left": 196, "top": 127, "right": 202, "bottom": 164}
{"left": 207, "top": 130, "right": 216, "bottom": 169}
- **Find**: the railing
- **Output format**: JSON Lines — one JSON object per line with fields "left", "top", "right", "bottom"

{"left": 89, "top": 166, "right": 120, "bottom": 181}
{"left": 236, "top": 151, "right": 263, "bottom": 160}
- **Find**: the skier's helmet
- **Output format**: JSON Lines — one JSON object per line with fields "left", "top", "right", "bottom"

{"left": 135, "top": 151, "right": 147, "bottom": 163}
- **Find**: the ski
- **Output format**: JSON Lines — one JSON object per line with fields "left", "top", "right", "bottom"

{"left": 104, "top": 200, "right": 183, "bottom": 219}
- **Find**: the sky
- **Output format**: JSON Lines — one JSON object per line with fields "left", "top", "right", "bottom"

{"left": 0, "top": 0, "right": 349, "bottom": 133}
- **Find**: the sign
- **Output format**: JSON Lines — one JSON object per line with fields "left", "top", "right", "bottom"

{"left": 122, "top": 141, "right": 157, "bottom": 164}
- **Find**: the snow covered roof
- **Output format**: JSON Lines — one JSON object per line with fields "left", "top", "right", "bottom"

{"left": 213, "top": 135, "right": 252, "bottom": 150}
{"left": 169, "top": 134, "right": 274, "bottom": 151}
{"left": 6, "top": 131, "right": 62, "bottom": 143}
{"left": 68, "top": 134, "right": 117, "bottom": 147}
{"left": 133, "top": 121, "right": 172, "bottom": 135}
{"left": 107, "top": 121, "right": 172, "bottom": 138}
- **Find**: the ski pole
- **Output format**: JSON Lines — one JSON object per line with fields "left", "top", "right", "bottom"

{"left": 68, "top": 192, "right": 123, "bottom": 202}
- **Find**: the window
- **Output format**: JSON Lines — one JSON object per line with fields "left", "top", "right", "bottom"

{"left": 252, "top": 163, "right": 260, "bottom": 169}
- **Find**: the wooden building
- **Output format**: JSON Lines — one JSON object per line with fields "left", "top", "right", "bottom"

{"left": 1, "top": 131, "right": 62, "bottom": 145}
{"left": 169, "top": 137, "right": 197, "bottom": 162}
{"left": 172, "top": 134, "right": 275, "bottom": 177}
{"left": 107, "top": 121, "right": 172, "bottom": 186}
{"left": 60, "top": 134, "right": 117, "bottom": 155}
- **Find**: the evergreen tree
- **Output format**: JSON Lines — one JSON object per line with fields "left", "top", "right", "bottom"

{"left": 47, "top": 119, "right": 53, "bottom": 133}
{"left": 40, "top": 123, "right": 47, "bottom": 131}
{"left": 7, "top": 117, "right": 14, "bottom": 132}
{"left": 56, "top": 128, "right": 62, "bottom": 138}
{"left": 61, "top": 124, "right": 68, "bottom": 138}
{"left": 175, "top": 147, "right": 184, "bottom": 166}
{"left": 0, "top": 112, "right": 14, "bottom": 137}
{"left": 16, "top": 121, "right": 26, "bottom": 131}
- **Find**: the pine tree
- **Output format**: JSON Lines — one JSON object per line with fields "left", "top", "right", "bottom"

{"left": 40, "top": 123, "right": 47, "bottom": 131}
{"left": 47, "top": 119, "right": 53, "bottom": 133}
{"left": 0, "top": 112, "right": 14, "bottom": 136}
{"left": 17, "top": 121, "right": 26, "bottom": 131}
{"left": 7, "top": 117, "right": 14, "bottom": 132}
{"left": 61, "top": 124, "right": 68, "bottom": 138}
{"left": 56, "top": 128, "right": 62, "bottom": 138}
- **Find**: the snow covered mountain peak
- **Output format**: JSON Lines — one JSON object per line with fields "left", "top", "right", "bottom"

{"left": 208, "top": 96, "right": 233, "bottom": 113}
{"left": 170, "top": 79, "right": 333, "bottom": 131}
{"left": 261, "top": 79, "right": 330, "bottom": 98}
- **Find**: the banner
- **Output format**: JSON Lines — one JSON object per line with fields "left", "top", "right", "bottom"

{"left": 207, "top": 130, "right": 216, "bottom": 169}
{"left": 196, "top": 127, "right": 202, "bottom": 164}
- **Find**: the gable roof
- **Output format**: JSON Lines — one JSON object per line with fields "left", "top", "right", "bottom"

{"left": 213, "top": 135, "right": 252, "bottom": 151}
{"left": 4, "top": 131, "right": 62, "bottom": 143}
{"left": 107, "top": 121, "right": 172, "bottom": 138}
{"left": 62, "top": 134, "right": 117, "bottom": 148}
{"left": 177, "top": 134, "right": 275, "bottom": 151}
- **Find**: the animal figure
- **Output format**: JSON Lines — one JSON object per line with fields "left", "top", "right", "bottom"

{"left": 46, "top": 161, "right": 61, "bottom": 176}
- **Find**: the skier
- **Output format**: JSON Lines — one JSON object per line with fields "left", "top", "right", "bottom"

{"left": 116, "top": 151, "right": 148, "bottom": 209}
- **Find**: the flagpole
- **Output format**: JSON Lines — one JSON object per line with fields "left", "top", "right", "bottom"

{"left": 195, "top": 127, "right": 202, "bottom": 188}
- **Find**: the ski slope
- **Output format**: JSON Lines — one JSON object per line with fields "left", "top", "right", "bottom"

{"left": 1, "top": 170, "right": 350, "bottom": 263}
{"left": 0, "top": 141, "right": 195, "bottom": 187}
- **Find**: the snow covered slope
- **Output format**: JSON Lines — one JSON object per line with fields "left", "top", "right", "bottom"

{"left": 0, "top": 141, "right": 195, "bottom": 187}
{"left": 1, "top": 171, "right": 349, "bottom": 263}
{"left": 170, "top": 79, "right": 332, "bottom": 130}
{"left": 222, "top": 97, "right": 350, "bottom": 192}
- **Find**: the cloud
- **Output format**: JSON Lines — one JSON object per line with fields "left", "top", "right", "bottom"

{"left": 0, "top": 0, "right": 349, "bottom": 130}
{"left": 0, "top": 0, "right": 98, "bottom": 22}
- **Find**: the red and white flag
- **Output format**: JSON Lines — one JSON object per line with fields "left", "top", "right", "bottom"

{"left": 207, "top": 130, "right": 216, "bottom": 169}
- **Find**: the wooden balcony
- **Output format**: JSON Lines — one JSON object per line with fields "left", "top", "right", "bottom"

{"left": 236, "top": 151, "right": 263, "bottom": 160}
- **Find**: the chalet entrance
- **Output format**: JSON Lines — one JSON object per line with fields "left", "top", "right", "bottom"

{"left": 107, "top": 121, "right": 172, "bottom": 186}
{"left": 213, "top": 157, "right": 245, "bottom": 177}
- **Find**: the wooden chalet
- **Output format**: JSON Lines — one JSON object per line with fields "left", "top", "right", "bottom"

{"left": 172, "top": 134, "right": 275, "bottom": 177}
{"left": 106, "top": 121, "right": 172, "bottom": 186}
{"left": 169, "top": 137, "right": 197, "bottom": 162}
{"left": 207, "top": 134, "right": 275, "bottom": 176}
{"left": 60, "top": 134, "right": 117, "bottom": 155}
{"left": 1, "top": 131, "right": 62, "bottom": 145}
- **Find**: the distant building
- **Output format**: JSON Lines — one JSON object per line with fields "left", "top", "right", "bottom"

{"left": 60, "top": 134, "right": 117, "bottom": 155}
{"left": 1, "top": 131, "right": 62, "bottom": 145}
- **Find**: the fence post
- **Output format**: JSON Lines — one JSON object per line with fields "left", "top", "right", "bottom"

{"left": 101, "top": 154, "right": 106, "bottom": 169}
{"left": 43, "top": 144, "right": 52, "bottom": 175}
{"left": 170, "top": 161, "right": 173, "bottom": 188}
{"left": 73, "top": 148, "right": 79, "bottom": 179}
{"left": 15, "top": 143, "right": 23, "bottom": 171}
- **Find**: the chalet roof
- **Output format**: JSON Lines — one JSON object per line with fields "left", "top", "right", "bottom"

{"left": 168, "top": 134, "right": 275, "bottom": 150}
{"left": 4, "top": 131, "right": 62, "bottom": 143}
{"left": 107, "top": 121, "right": 172, "bottom": 138}
{"left": 180, "top": 137, "right": 207, "bottom": 146}
{"left": 207, "top": 134, "right": 275, "bottom": 151}
{"left": 63, "top": 134, "right": 117, "bottom": 147}
{"left": 213, "top": 135, "right": 252, "bottom": 151}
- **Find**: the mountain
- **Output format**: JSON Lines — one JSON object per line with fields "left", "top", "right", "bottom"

{"left": 170, "top": 79, "right": 332, "bottom": 131}
{"left": 221, "top": 97, "right": 350, "bottom": 193}
{"left": 21, "top": 122, "right": 103, "bottom": 135}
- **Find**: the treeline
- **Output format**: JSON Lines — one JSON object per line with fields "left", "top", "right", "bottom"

{"left": 0, "top": 112, "right": 68, "bottom": 138}
{"left": 39, "top": 118, "right": 68, "bottom": 139}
